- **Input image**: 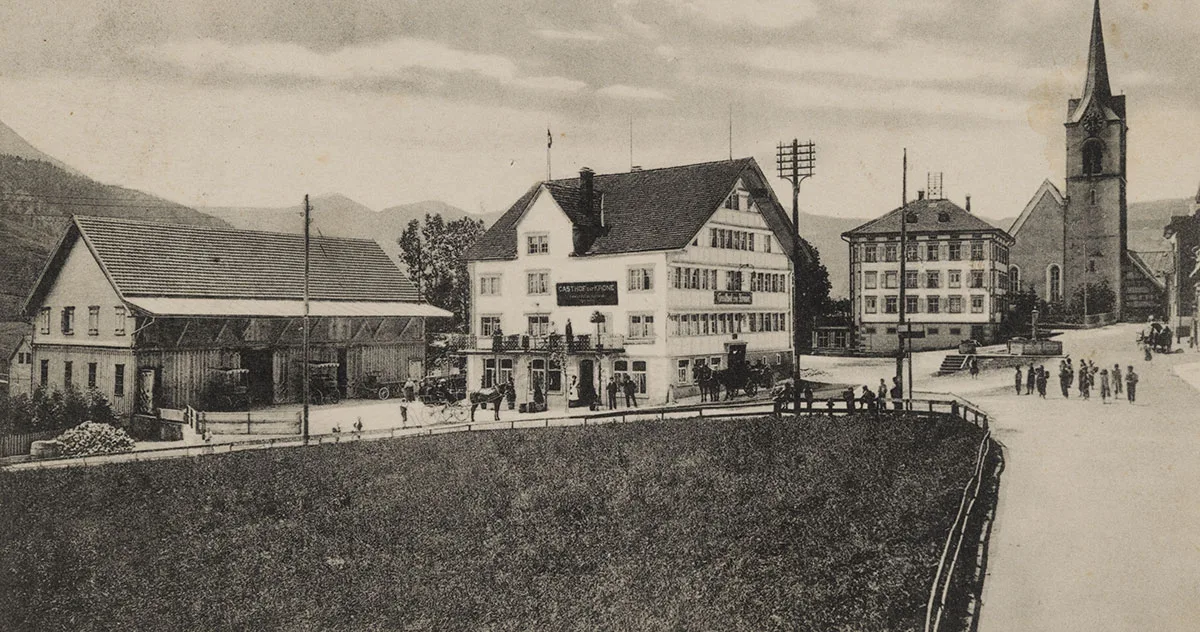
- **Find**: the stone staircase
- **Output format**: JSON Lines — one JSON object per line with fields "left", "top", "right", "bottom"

{"left": 938, "top": 354, "right": 969, "bottom": 375}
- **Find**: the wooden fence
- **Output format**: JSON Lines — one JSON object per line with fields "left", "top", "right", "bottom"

{"left": 158, "top": 407, "right": 301, "bottom": 436}
{"left": 0, "top": 430, "right": 59, "bottom": 458}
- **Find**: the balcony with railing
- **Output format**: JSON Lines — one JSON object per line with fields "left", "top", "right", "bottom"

{"left": 468, "top": 333, "right": 626, "bottom": 354}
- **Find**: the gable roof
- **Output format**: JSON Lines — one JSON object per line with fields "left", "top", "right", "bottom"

{"left": 24, "top": 216, "right": 439, "bottom": 317}
{"left": 1127, "top": 250, "right": 1168, "bottom": 291}
{"left": 463, "top": 158, "right": 808, "bottom": 262}
{"left": 843, "top": 198, "right": 1011, "bottom": 241}
{"left": 1010, "top": 179, "right": 1065, "bottom": 236}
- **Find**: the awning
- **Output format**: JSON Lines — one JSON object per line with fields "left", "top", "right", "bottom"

{"left": 124, "top": 297, "right": 453, "bottom": 318}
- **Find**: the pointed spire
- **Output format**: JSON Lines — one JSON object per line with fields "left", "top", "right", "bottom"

{"left": 1082, "top": 0, "right": 1112, "bottom": 102}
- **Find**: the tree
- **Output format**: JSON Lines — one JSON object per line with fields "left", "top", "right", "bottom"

{"left": 398, "top": 214, "right": 485, "bottom": 335}
{"left": 794, "top": 238, "right": 834, "bottom": 347}
{"left": 1069, "top": 280, "right": 1116, "bottom": 318}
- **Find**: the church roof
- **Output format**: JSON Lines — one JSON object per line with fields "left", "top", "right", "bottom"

{"left": 843, "top": 198, "right": 1012, "bottom": 242}
{"left": 1069, "top": 0, "right": 1122, "bottom": 124}
{"left": 1010, "top": 180, "right": 1065, "bottom": 237}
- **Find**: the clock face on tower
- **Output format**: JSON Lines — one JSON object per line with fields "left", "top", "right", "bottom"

{"left": 1082, "top": 108, "right": 1105, "bottom": 137}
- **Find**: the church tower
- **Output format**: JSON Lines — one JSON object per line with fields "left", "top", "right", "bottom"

{"left": 1063, "top": 0, "right": 1127, "bottom": 316}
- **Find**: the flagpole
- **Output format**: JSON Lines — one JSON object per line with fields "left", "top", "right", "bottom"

{"left": 546, "top": 127, "right": 552, "bottom": 181}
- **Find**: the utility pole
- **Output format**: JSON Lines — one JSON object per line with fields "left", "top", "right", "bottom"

{"left": 777, "top": 139, "right": 816, "bottom": 417}
{"left": 898, "top": 150, "right": 908, "bottom": 399}
{"left": 302, "top": 194, "right": 311, "bottom": 445}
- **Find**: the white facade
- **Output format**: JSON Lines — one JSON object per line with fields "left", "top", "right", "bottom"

{"left": 466, "top": 178, "right": 793, "bottom": 408}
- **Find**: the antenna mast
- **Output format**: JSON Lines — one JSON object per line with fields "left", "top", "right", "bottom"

{"left": 302, "top": 194, "right": 311, "bottom": 445}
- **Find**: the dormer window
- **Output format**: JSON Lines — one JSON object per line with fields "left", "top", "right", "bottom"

{"left": 905, "top": 212, "right": 918, "bottom": 223}
{"left": 724, "top": 191, "right": 741, "bottom": 211}
{"left": 937, "top": 212, "right": 950, "bottom": 223}
{"left": 526, "top": 234, "right": 549, "bottom": 255}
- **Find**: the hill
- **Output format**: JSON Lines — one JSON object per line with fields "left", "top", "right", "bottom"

{"left": 798, "top": 211, "right": 868, "bottom": 299}
{"left": 0, "top": 120, "right": 80, "bottom": 176}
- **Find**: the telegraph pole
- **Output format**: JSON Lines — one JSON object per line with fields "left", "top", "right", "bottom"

{"left": 777, "top": 139, "right": 816, "bottom": 417}
{"left": 302, "top": 194, "right": 311, "bottom": 444}
{"left": 898, "top": 150, "right": 908, "bottom": 397}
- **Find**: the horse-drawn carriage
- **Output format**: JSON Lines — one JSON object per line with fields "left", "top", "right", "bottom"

{"left": 1138, "top": 324, "right": 1174, "bottom": 354}
{"left": 694, "top": 360, "right": 774, "bottom": 401}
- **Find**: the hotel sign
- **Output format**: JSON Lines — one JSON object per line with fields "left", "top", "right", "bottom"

{"left": 556, "top": 281, "right": 619, "bottom": 306}
{"left": 714, "top": 291, "right": 752, "bottom": 305}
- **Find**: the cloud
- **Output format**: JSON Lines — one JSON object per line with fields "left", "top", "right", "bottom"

{"left": 677, "top": 0, "right": 817, "bottom": 29}
{"left": 759, "top": 78, "right": 1027, "bottom": 122}
{"left": 596, "top": 84, "right": 671, "bottom": 101}
{"left": 532, "top": 28, "right": 605, "bottom": 43}
{"left": 137, "top": 37, "right": 590, "bottom": 93}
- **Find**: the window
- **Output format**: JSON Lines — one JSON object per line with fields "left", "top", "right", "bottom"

{"left": 1048, "top": 265, "right": 1062, "bottom": 301}
{"left": 884, "top": 296, "right": 899, "bottom": 314}
{"left": 1089, "top": 189, "right": 1098, "bottom": 205}
{"left": 61, "top": 307, "right": 75, "bottom": 335}
{"left": 884, "top": 271, "right": 899, "bottom": 289}
{"left": 499, "top": 359, "right": 514, "bottom": 386}
{"left": 905, "top": 242, "right": 920, "bottom": 261}
{"left": 884, "top": 244, "right": 898, "bottom": 262}
{"left": 948, "top": 242, "right": 962, "bottom": 261}
{"left": 629, "top": 313, "right": 655, "bottom": 339}
{"left": 949, "top": 327, "right": 962, "bottom": 336}
{"left": 865, "top": 296, "right": 878, "bottom": 314}
{"left": 764, "top": 236, "right": 772, "bottom": 253}
{"left": 937, "top": 212, "right": 950, "bottom": 223}
{"left": 906, "top": 296, "right": 920, "bottom": 314}
{"left": 1088, "top": 259, "right": 1096, "bottom": 273}
{"left": 628, "top": 267, "right": 653, "bottom": 291}
{"left": 64, "top": 361, "right": 73, "bottom": 387}
{"left": 863, "top": 244, "right": 877, "bottom": 263}
{"left": 724, "top": 190, "right": 741, "bottom": 210}
{"left": 971, "top": 295, "right": 985, "bottom": 313}
{"left": 926, "top": 296, "right": 941, "bottom": 314}
{"left": 864, "top": 271, "right": 877, "bottom": 290}
{"left": 1009, "top": 266, "right": 1021, "bottom": 291}
{"left": 39, "top": 307, "right": 50, "bottom": 335}
{"left": 526, "top": 271, "right": 549, "bottom": 295}
{"left": 631, "top": 360, "right": 647, "bottom": 394}
{"left": 904, "top": 270, "right": 918, "bottom": 289}
{"left": 970, "top": 241, "right": 985, "bottom": 261}
{"left": 479, "top": 275, "right": 501, "bottom": 296}
{"left": 527, "top": 314, "right": 550, "bottom": 337}
{"left": 726, "top": 270, "right": 743, "bottom": 291}
{"left": 948, "top": 270, "right": 962, "bottom": 289}
{"left": 548, "top": 358, "right": 562, "bottom": 392}
{"left": 678, "top": 359, "right": 690, "bottom": 384}
{"left": 926, "top": 242, "right": 940, "bottom": 261}
{"left": 483, "top": 358, "right": 496, "bottom": 388}
{"left": 970, "top": 270, "right": 985, "bottom": 289}
{"left": 88, "top": 362, "right": 98, "bottom": 389}
{"left": 928, "top": 328, "right": 939, "bottom": 335}
{"left": 905, "top": 212, "right": 918, "bottom": 223}
{"left": 88, "top": 306, "right": 100, "bottom": 336}
{"left": 17, "top": 352, "right": 30, "bottom": 365}
{"left": 1082, "top": 139, "right": 1103, "bottom": 176}
{"left": 114, "top": 306, "right": 127, "bottom": 336}
{"left": 926, "top": 271, "right": 941, "bottom": 289}
{"left": 526, "top": 234, "right": 549, "bottom": 255}
{"left": 480, "top": 315, "right": 501, "bottom": 336}
{"left": 531, "top": 358, "right": 546, "bottom": 393}
{"left": 40, "top": 359, "right": 49, "bottom": 385}
{"left": 948, "top": 296, "right": 964, "bottom": 314}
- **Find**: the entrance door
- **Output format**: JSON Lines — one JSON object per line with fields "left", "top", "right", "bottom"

{"left": 727, "top": 343, "right": 747, "bottom": 368}
{"left": 240, "top": 350, "right": 274, "bottom": 406}
{"left": 578, "top": 359, "right": 595, "bottom": 403}
{"left": 337, "top": 348, "right": 349, "bottom": 396}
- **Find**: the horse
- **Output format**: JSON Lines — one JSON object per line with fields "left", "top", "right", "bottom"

{"left": 693, "top": 364, "right": 722, "bottom": 402}
{"left": 712, "top": 362, "right": 766, "bottom": 400}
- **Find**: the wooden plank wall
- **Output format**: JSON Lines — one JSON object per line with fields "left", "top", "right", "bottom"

{"left": 137, "top": 349, "right": 239, "bottom": 411}
{"left": 271, "top": 342, "right": 424, "bottom": 403}
{"left": 31, "top": 345, "right": 138, "bottom": 415}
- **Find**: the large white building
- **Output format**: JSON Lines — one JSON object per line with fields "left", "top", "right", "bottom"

{"left": 843, "top": 195, "right": 1014, "bottom": 353}
{"left": 462, "top": 158, "right": 802, "bottom": 408}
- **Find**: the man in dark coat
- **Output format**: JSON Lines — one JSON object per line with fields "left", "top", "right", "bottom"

{"left": 1014, "top": 367, "right": 1023, "bottom": 395}
{"left": 565, "top": 319, "right": 574, "bottom": 352}
{"left": 622, "top": 375, "right": 638, "bottom": 407}
{"left": 1026, "top": 364, "right": 1036, "bottom": 395}
{"left": 1036, "top": 366, "right": 1048, "bottom": 398}
{"left": 1126, "top": 366, "right": 1139, "bottom": 403}
{"left": 842, "top": 386, "right": 856, "bottom": 412}
{"left": 890, "top": 377, "right": 903, "bottom": 411}
{"left": 606, "top": 376, "right": 619, "bottom": 409}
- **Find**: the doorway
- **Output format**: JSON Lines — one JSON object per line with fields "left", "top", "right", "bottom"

{"left": 727, "top": 343, "right": 747, "bottom": 368}
{"left": 337, "top": 348, "right": 349, "bottom": 396}
{"left": 578, "top": 359, "right": 595, "bottom": 404}
{"left": 240, "top": 350, "right": 274, "bottom": 407}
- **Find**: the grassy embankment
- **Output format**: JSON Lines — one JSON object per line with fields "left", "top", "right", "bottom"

{"left": 0, "top": 414, "right": 982, "bottom": 631}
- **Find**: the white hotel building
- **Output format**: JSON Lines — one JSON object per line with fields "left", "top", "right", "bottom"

{"left": 842, "top": 195, "right": 1015, "bottom": 354}
{"left": 462, "top": 158, "right": 802, "bottom": 408}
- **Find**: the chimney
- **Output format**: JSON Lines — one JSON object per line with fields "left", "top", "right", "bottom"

{"left": 917, "top": 190, "right": 926, "bottom": 201}
{"left": 579, "top": 167, "right": 594, "bottom": 220}
{"left": 965, "top": 195, "right": 972, "bottom": 213}
{"left": 572, "top": 167, "right": 598, "bottom": 255}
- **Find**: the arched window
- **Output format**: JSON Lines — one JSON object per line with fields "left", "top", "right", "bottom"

{"left": 1009, "top": 265, "right": 1021, "bottom": 291}
{"left": 1082, "top": 139, "right": 1103, "bottom": 176}
{"left": 1047, "top": 264, "right": 1062, "bottom": 302}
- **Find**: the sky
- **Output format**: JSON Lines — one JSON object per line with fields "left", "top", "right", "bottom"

{"left": 0, "top": 0, "right": 1197, "bottom": 221}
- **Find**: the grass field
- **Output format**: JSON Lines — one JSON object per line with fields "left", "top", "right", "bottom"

{"left": 0, "top": 414, "right": 983, "bottom": 631}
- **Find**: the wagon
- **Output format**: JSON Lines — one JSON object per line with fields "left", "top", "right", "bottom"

{"left": 305, "top": 361, "right": 342, "bottom": 405}
{"left": 203, "top": 367, "right": 250, "bottom": 411}
{"left": 348, "top": 372, "right": 405, "bottom": 400}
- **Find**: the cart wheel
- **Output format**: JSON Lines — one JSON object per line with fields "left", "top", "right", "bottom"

{"left": 328, "top": 389, "right": 341, "bottom": 405}
{"left": 312, "top": 390, "right": 324, "bottom": 406}
{"left": 377, "top": 386, "right": 391, "bottom": 400}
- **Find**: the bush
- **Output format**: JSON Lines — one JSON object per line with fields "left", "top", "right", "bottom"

{"left": 54, "top": 422, "right": 135, "bottom": 457}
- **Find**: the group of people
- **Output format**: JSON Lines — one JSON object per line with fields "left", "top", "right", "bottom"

{"left": 1011, "top": 358, "right": 1139, "bottom": 403}
{"left": 843, "top": 377, "right": 905, "bottom": 414}
{"left": 569, "top": 374, "right": 640, "bottom": 410}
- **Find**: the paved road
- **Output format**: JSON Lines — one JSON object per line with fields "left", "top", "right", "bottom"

{"left": 969, "top": 325, "right": 1200, "bottom": 631}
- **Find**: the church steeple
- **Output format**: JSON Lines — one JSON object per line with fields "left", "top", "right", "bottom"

{"left": 1082, "top": 0, "right": 1112, "bottom": 103}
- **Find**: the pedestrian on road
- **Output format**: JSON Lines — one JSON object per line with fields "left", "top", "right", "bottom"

{"left": 1059, "top": 361, "right": 1072, "bottom": 398}
{"left": 493, "top": 384, "right": 503, "bottom": 421}
{"left": 404, "top": 377, "right": 416, "bottom": 402}
{"left": 890, "top": 376, "right": 903, "bottom": 411}
{"left": 622, "top": 375, "right": 638, "bottom": 408}
{"left": 1079, "top": 361, "right": 1091, "bottom": 400}
{"left": 968, "top": 356, "right": 980, "bottom": 380}
{"left": 1112, "top": 364, "right": 1123, "bottom": 398}
{"left": 803, "top": 384, "right": 814, "bottom": 410}
{"left": 1126, "top": 366, "right": 1139, "bottom": 403}
{"left": 842, "top": 386, "right": 856, "bottom": 412}
{"left": 606, "top": 377, "right": 619, "bottom": 409}
{"left": 400, "top": 399, "right": 409, "bottom": 427}
{"left": 861, "top": 386, "right": 877, "bottom": 416}
{"left": 1099, "top": 369, "right": 1111, "bottom": 403}
{"left": 878, "top": 379, "right": 888, "bottom": 402}
{"left": 1144, "top": 343, "right": 1153, "bottom": 362}
{"left": 1036, "top": 365, "right": 1048, "bottom": 398}
{"left": 1026, "top": 364, "right": 1036, "bottom": 395}
{"left": 1014, "top": 366, "right": 1023, "bottom": 395}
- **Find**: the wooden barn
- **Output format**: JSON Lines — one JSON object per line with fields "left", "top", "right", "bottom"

{"left": 20, "top": 216, "right": 449, "bottom": 415}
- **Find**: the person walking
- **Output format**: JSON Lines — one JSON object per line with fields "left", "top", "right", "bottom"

{"left": 1099, "top": 368, "right": 1111, "bottom": 403}
{"left": 1112, "top": 364, "right": 1123, "bottom": 398}
{"left": 1026, "top": 364, "right": 1036, "bottom": 395}
{"left": 1078, "top": 362, "right": 1090, "bottom": 400}
{"left": 890, "top": 376, "right": 903, "bottom": 411}
{"left": 606, "top": 376, "right": 619, "bottom": 410}
{"left": 622, "top": 375, "right": 638, "bottom": 408}
{"left": 968, "top": 356, "right": 980, "bottom": 380}
{"left": 861, "top": 385, "right": 877, "bottom": 416}
{"left": 842, "top": 386, "right": 856, "bottom": 412}
{"left": 1036, "top": 365, "right": 1048, "bottom": 398}
{"left": 803, "top": 384, "right": 815, "bottom": 410}
{"left": 1126, "top": 366, "right": 1139, "bottom": 403}
{"left": 1059, "top": 361, "right": 1071, "bottom": 398}
{"left": 1014, "top": 366, "right": 1024, "bottom": 395}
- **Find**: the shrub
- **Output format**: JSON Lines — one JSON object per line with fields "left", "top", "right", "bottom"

{"left": 54, "top": 422, "right": 135, "bottom": 457}
{"left": 85, "top": 389, "right": 117, "bottom": 425}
